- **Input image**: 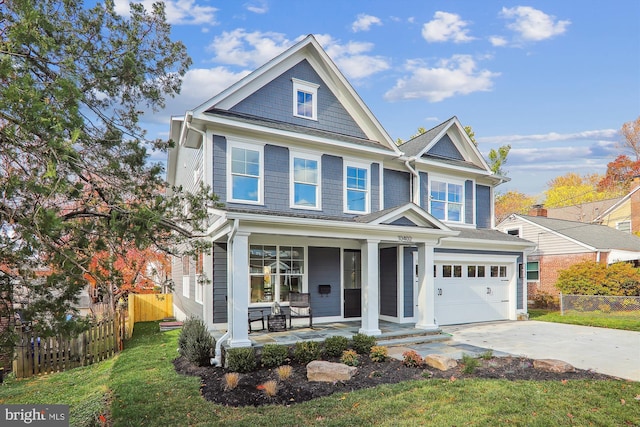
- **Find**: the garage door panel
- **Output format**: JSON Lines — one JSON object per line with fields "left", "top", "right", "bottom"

{"left": 434, "top": 262, "right": 512, "bottom": 325}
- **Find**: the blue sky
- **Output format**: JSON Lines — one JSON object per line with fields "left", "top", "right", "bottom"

{"left": 118, "top": 0, "right": 640, "bottom": 197}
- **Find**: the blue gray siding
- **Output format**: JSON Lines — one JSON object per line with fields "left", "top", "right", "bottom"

{"left": 230, "top": 60, "right": 367, "bottom": 139}
{"left": 391, "top": 217, "right": 418, "bottom": 226}
{"left": 264, "top": 144, "right": 289, "bottom": 210}
{"left": 212, "top": 243, "right": 228, "bottom": 323}
{"left": 371, "top": 163, "right": 380, "bottom": 212}
{"left": 403, "top": 247, "right": 414, "bottom": 317}
{"left": 321, "top": 154, "right": 343, "bottom": 215}
{"left": 419, "top": 172, "right": 428, "bottom": 210}
{"left": 212, "top": 135, "right": 227, "bottom": 201}
{"left": 426, "top": 134, "right": 463, "bottom": 160}
{"left": 465, "top": 180, "right": 474, "bottom": 224}
{"left": 475, "top": 184, "right": 491, "bottom": 229}
{"left": 384, "top": 169, "right": 410, "bottom": 208}
{"left": 380, "top": 247, "right": 397, "bottom": 317}
{"left": 308, "top": 247, "right": 341, "bottom": 317}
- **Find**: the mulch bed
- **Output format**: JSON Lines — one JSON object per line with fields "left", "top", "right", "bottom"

{"left": 174, "top": 354, "right": 616, "bottom": 407}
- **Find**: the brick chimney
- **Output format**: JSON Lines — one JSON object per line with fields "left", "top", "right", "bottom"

{"left": 529, "top": 204, "right": 547, "bottom": 217}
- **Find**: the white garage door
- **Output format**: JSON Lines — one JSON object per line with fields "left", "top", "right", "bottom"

{"left": 434, "top": 262, "right": 511, "bottom": 325}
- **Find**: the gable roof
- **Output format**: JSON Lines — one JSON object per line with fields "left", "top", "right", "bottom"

{"left": 545, "top": 196, "right": 625, "bottom": 223}
{"left": 593, "top": 185, "right": 640, "bottom": 222}
{"left": 354, "top": 203, "right": 451, "bottom": 230}
{"left": 518, "top": 215, "right": 640, "bottom": 251}
{"left": 187, "top": 34, "right": 400, "bottom": 154}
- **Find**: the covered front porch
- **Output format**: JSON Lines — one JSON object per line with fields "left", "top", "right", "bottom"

{"left": 211, "top": 320, "right": 450, "bottom": 349}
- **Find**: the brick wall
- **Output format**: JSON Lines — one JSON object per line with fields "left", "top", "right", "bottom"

{"left": 631, "top": 187, "right": 640, "bottom": 234}
{"left": 527, "top": 252, "right": 600, "bottom": 296}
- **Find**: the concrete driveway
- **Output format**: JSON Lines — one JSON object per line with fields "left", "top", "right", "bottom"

{"left": 440, "top": 321, "right": 640, "bottom": 381}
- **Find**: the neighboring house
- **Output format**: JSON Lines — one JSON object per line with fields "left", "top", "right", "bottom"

{"left": 497, "top": 209, "right": 640, "bottom": 298}
{"left": 544, "top": 177, "right": 640, "bottom": 235}
{"left": 167, "top": 35, "right": 534, "bottom": 348}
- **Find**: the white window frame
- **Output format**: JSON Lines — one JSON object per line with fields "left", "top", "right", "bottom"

{"left": 616, "top": 220, "right": 631, "bottom": 233}
{"left": 343, "top": 160, "right": 370, "bottom": 214}
{"left": 181, "top": 255, "right": 190, "bottom": 298}
{"left": 290, "top": 151, "right": 322, "bottom": 210}
{"left": 249, "top": 244, "right": 306, "bottom": 305}
{"left": 226, "top": 139, "right": 264, "bottom": 205}
{"left": 526, "top": 261, "right": 540, "bottom": 281}
{"left": 292, "top": 78, "right": 319, "bottom": 121}
{"left": 428, "top": 175, "right": 465, "bottom": 223}
{"left": 194, "top": 251, "right": 204, "bottom": 304}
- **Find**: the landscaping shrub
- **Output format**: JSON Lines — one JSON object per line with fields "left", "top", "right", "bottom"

{"left": 293, "top": 341, "right": 321, "bottom": 365}
{"left": 402, "top": 350, "right": 424, "bottom": 367}
{"left": 530, "top": 291, "right": 559, "bottom": 309}
{"left": 260, "top": 344, "right": 289, "bottom": 368}
{"left": 259, "top": 380, "right": 278, "bottom": 397}
{"left": 555, "top": 261, "right": 640, "bottom": 296}
{"left": 276, "top": 365, "right": 292, "bottom": 381}
{"left": 461, "top": 354, "right": 480, "bottom": 374}
{"left": 369, "top": 345, "right": 388, "bottom": 362}
{"left": 351, "top": 333, "right": 376, "bottom": 355}
{"left": 223, "top": 372, "right": 240, "bottom": 391}
{"left": 225, "top": 347, "right": 257, "bottom": 373}
{"left": 324, "top": 335, "right": 349, "bottom": 358}
{"left": 340, "top": 349, "right": 359, "bottom": 366}
{"left": 177, "top": 317, "right": 215, "bottom": 366}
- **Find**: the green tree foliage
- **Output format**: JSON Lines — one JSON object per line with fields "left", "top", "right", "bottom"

{"left": 555, "top": 261, "right": 640, "bottom": 296}
{"left": 488, "top": 144, "right": 511, "bottom": 176}
{"left": 463, "top": 125, "right": 476, "bottom": 144}
{"left": 0, "top": 0, "right": 215, "bottom": 339}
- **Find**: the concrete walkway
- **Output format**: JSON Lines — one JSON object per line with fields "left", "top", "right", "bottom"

{"left": 437, "top": 321, "right": 640, "bottom": 381}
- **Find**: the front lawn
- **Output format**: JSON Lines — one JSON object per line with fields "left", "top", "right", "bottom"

{"left": 1, "top": 321, "right": 638, "bottom": 426}
{"left": 529, "top": 309, "right": 640, "bottom": 332}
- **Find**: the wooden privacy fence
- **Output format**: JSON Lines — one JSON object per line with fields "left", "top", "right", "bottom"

{"left": 12, "top": 310, "right": 126, "bottom": 379}
{"left": 127, "top": 293, "right": 173, "bottom": 335}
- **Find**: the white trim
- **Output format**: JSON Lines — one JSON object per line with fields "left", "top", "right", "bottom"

{"left": 195, "top": 274, "right": 203, "bottom": 304}
{"left": 344, "top": 160, "right": 371, "bottom": 214}
{"left": 292, "top": 78, "right": 319, "bottom": 121}
{"left": 182, "top": 255, "right": 190, "bottom": 298}
{"left": 226, "top": 139, "right": 265, "bottom": 205}
{"left": 289, "top": 150, "right": 322, "bottom": 210}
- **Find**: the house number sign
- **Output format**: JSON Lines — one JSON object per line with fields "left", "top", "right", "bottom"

{"left": 397, "top": 235, "right": 413, "bottom": 242}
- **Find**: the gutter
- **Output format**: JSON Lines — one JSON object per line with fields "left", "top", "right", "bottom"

{"left": 211, "top": 219, "right": 239, "bottom": 367}
{"left": 403, "top": 158, "right": 420, "bottom": 205}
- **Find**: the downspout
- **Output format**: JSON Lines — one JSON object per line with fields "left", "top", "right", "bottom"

{"left": 403, "top": 159, "right": 420, "bottom": 205}
{"left": 211, "top": 219, "right": 239, "bottom": 366}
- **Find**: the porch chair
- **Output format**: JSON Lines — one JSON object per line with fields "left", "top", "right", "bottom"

{"left": 248, "top": 309, "right": 265, "bottom": 333}
{"left": 288, "top": 292, "right": 312, "bottom": 329}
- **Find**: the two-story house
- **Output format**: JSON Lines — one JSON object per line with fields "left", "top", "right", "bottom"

{"left": 167, "top": 35, "right": 534, "bottom": 348}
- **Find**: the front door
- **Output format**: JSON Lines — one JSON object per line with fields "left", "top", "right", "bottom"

{"left": 343, "top": 249, "right": 361, "bottom": 317}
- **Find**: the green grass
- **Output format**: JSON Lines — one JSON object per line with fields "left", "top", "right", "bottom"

{"left": 529, "top": 309, "right": 640, "bottom": 331}
{"left": 1, "top": 321, "right": 639, "bottom": 426}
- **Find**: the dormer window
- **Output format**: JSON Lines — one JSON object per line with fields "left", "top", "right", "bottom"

{"left": 292, "top": 78, "right": 319, "bottom": 120}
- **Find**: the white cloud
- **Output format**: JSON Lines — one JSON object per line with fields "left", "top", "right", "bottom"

{"left": 142, "top": 67, "right": 251, "bottom": 127}
{"left": 245, "top": 1, "right": 268, "bottom": 14}
{"left": 489, "top": 36, "right": 508, "bottom": 47}
{"left": 114, "top": 0, "right": 218, "bottom": 25}
{"left": 315, "top": 34, "right": 391, "bottom": 80}
{"left": 351, "top": 14, "right": 382, "bottom": 32}
{"left": 422, "top": 11, "right": 474, "bottom": 43}
{"left": 208, "top": 29, "right": 294, "bottom": 67}
{"left": 500, "top": 6, "right": 570, "bottom": 42}
{"left": 477, "top": 129, "right": 618, "bottom": 145}
{"left": 384, "top": 55, "right": 499, "bottom": 102}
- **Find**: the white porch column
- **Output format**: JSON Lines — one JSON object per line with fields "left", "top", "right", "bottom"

{"left": 228, "top": 231, "right": 252, "bottom": 347}
{"left": 415, "top": 243, "right": 438, "bottom": 331}
{"left": 359, "top": 239, "right": 381, "bottom": 336}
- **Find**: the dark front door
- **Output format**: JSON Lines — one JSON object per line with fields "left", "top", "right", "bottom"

{"left": 343, "top": 249, "right": 361, "bottom": 318}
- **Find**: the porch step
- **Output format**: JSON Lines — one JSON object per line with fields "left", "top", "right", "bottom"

{"left": 376, "top": 332, "right": 452, "bottom": 347}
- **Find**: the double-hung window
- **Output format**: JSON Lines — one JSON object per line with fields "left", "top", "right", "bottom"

{"left": 526, "top": 261, "right": 539, "bottom": 281}
{"left": 430, "top": 179, "right": 463, "bottom": 222}
{"left": 344, "top": 161, "right": 369, "bottom": 214}
{"left": 228, "top": 141, "right": 263, "bottom": 204}
{"left": 292, "top": 78, "right": 319, "bottom": 120}
{"left": 181, "top": 255, "right": 190, "bottom": 298}
{"left": 291, "top": 152, "right": 321, "bottom": 209}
